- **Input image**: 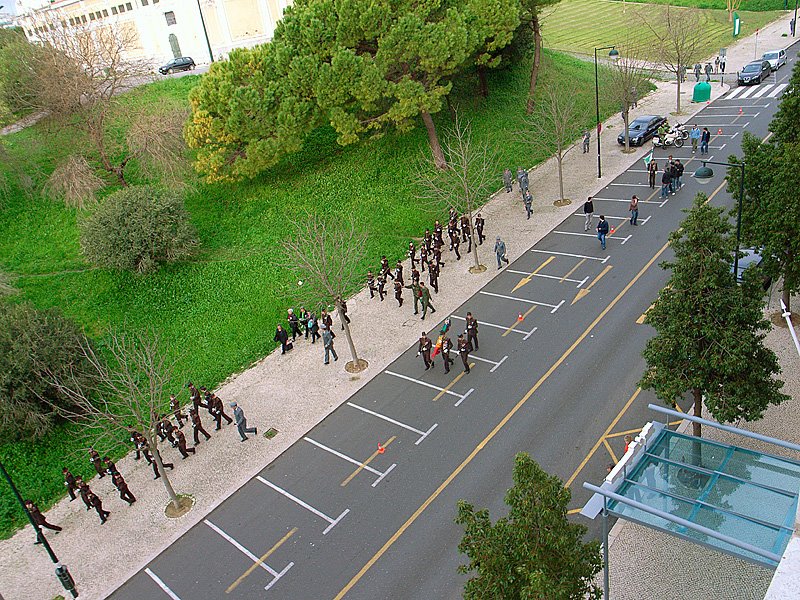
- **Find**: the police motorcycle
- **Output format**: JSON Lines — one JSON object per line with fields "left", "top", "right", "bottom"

{"left": 652, "top": 124, "right": 684, "bottom": 148}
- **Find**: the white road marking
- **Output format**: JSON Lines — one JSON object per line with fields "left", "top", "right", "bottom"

{"left": 732, "top": 132, "right": 739, "bottom": 139}
{"left": 589, "top": 197, "right": 660, "bottom": 205}
{"left": 449, "top": 314, "right": 538, "bottom": 340}
{"left": 704, "top": 104, "right": 769, "bottom": 109}
{"left": 489, "top": 355, "right": 508, "bottom": 373}
{"left": 752, "top": 85, "right": 773, "bottom": 98}
{"left": 506, "top": 267, "right": 585, "bottom": 286}
{"left": 553, "top": 230, "right": 626, "bottom": 242}
{"left": 384, "top": 370, "right": 462, "bottom": 398}
{"left": 767, "top": 84, "right": 788, "bottom": 97}
{"left": 205, "top": 519, "right": 281, "bottom": 577}
{"left": 737, "top": 86, "right": 760, "bottom": 99}
{"left": 478, "top": 290, "right": 563, "bottom": 313}
{"left": 466, "top": 352, "right": 507, "bottom": 370}
{"left": 725, "top": 86, "right": 746, "bottom": 99}
{"left": 255, "top": 477, "right": 350, "bottom": 534}
{"left": 530, "top": 249, "right": 609, "bottom": 263}
{"left": 145, "top": 568, "right": 182, "bottom": 600}
{"left": 607, "top": 182, "right": 650, "bottom": 186}
{"left": 346, "top": 401, "right": 438, "bottom": 445}
{"left": 454, "top": 388, "right": 474, "bottom": 407}
{"left": 304, "top": 437, "right": 382, "bottom": 475}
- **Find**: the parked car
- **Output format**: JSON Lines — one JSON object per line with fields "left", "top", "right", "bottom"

{"left": 158, "top": 57, "right": 196, "bottom": 75}
{"left": 733, "top": 248, "right": 772, "bottom": 290}
{"left": 761, "top": 49, "right": 787, "bottom": 71}
{"left": 737, "top": 60, "right": 771, "bottom": 85}
{"left": 617, "top": 115, "right": 667, "bottom": 146}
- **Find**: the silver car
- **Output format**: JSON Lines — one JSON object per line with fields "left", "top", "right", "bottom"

{"left": 761, "top": 49, "right": 787, "bottom": 71}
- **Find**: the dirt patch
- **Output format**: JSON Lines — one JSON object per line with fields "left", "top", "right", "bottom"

{"left": 164, "top": 494, "right": 194, "bottom": 518}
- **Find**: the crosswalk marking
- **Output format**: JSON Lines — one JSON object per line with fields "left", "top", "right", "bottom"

{"left": 726, "top": 82, "right": 787, "bottom": 100}
{"left": 767, "top": 84, "right": 788, "bottom": 98}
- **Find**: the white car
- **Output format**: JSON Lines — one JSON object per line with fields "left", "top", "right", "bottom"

{"left": 761, "top": 49, "right": 787, "bottom": 71}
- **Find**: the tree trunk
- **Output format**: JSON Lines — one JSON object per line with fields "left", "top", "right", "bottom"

{"left": 336, "top": 301, "right": 360, "bottom": 364}
{"left": 421, "top": 111, "right": 446, "bottom": 170}
{"left": 146, "top": 432, "right": 180, "bottom": 509}
{"left": 692, "top": 388, "right": 703, "bottom": 437}
{"left": 477, "top": 66, "right": 489, "bottom": 98}
{"left": 557, "top": 155, "right": 565, "bottom": 201}
{"left": 468, "top": 209, "right": 482, "bottom": 271}
{"left": 623, "top": 110, "right": 630, "bottom": 151}
{"left": 526, "top": 16, "right": 543, "bottom": 114}
{"left": 783, "top": 286, "right": 791, "bottom": 313}
{"left": 676, "top": 69, "right": 682, "bottom": 114}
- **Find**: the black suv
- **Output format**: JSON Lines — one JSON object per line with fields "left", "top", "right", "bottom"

{"left": 158, "top": 57, "right": 196, "bottom": 75}
{"left": 737, "top": 60, "right": 771, "bottom": 86}
{"left": 616, "top": 115, "right": 667, "bottom": 146}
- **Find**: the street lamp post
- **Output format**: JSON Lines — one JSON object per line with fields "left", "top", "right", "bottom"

{"left": 594, "top": 46, "right": 620, "bottom": 179}
{"left": 693, "top": 160, "right": 746, "bottom": 279}
{"left": 195, "top": 0, "right": 214, "bottom": 64}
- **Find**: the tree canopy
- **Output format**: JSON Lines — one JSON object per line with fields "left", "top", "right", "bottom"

{"left": 768, "top": 53, "right": 800, "bottom": 146}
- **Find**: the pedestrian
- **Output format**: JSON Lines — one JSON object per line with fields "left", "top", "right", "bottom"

{"left": 583, "top": 196, "right": 594, "bottom": 231}
{"left": 693, "top": 62, "right": 702, "bottom": 81}
{"left": 287, "top": 309, "right": 302, "bottom": 341}
{"left": 25, "top": 500, "right": 62, "bottom": 534}
{"left": 300, "top": 307, "right": 311, "bottom": 339}
{"left": 700, "top": 127, "right": 710, "bottom": 155}
{"left": 103, "top": 456, "right": 119, "bottom": 477}
{"left": 89, "top": 447, "right": 105, "bottom": 478}
{"left": 460, "top": 214, "right": 472, "bottom": 252}
{"left": 720, "top": 58, "right": 726, "bottom": 74}
{"left": 273, "top": 324, "right": 291, "bottom": 354}
{"left": 629, "top": 195, "right": 639, "bottom": 226}
{"left": 151, "top": 448, "right": 174, "bottom": 480}
{"left": 624, "top": 435, "right": 633, "bottom": 453}
{"left": 791, "top": 18, "right": 796, "bottom": 36}
{"left": 582, "top": 129, "right": 591, "bottom": 153}
{"left": 666, "top": 156, "right": 676, "bottom": 194}
{"left": 336, "top": 297, "right": 351, "bottom": 330}
{"left": 648, "top": 158, "right": 658, "bottom": 189}
{"left": 457, "top": 334, "right": 471, "bottom": 374}
{"left": 321, "top": 323, "right": 338, "bottom": 364}
{"left": 87, "top": 491, "right": 110, "bottom": 524}
{"left": 689, "top": 124, "right": 701, "bottom": 153}
{"left": 419, "top": 281, "right": 436, "bottom": 320}
{"left": 187, "top": 382, "right": 205, "bottom": 413}
{"left": 408, "top": 242, "right": 418, "bottom": 269}
{"left": 661, "top": 168, "right": 672, "bottom": 199}
{"left": 679, "top": 65, "right": 686, "bottom": 83}
{"left": 161, "top": 417, "right": 177, "bottom": 446}
{"left": 451, "top": 232, "right": 461, "bottom": 260}
{"left": 394, "top": 261, "right": 404, "bottom": 286}
{"left": 474, "top": 213, "right": 486, "bottom": 245}
{"left": 428, "top": 260, "right": 440, "bottom": 293}
{"left": 393, "top": 280, "right": 404, "bottom": 307}
{"left": 494, "top": 236, "right": 509, "bottom": 269}
{"left": 173, "top": 428, "right": 195, "bottom": 459}
{"left": 441, "top": 333, "right": 454, "bottom": 373}
{"left": 169, "top": 394, "right": 185, "bottom": 428}
{"left": 229, "top": 401, "right": 257, "bottom": 442}
{"left": 674, "top": 159, "right": 684, "bottom": 190}
{"left": 189, "top": 406, "right": 211, "bottom": 445}
{"left": 112, "top": 472, "right": 136, "bottom": 506}
{"left": 516, "top": 167, "right": 529, "bottom": 193}
{"left": 597, "top": 215, "right": 609, "bottom": 250}
{"left": 522, "top": 190, "right": 533, "bottom": 220}
{"left": 62, "top": 467, "right": 77, "bottom": 502}
{"left": 714, "top": 56, "right": 720, "bottom": 73}
{"left": 704, "top": 62, "right": 712, "bottom": 82}
{"left": 376, "top": 275, "right": 387, "bottom": 302}
{"left": 210, "top": 393, "right": 233, "bottom": 429}
{"left": 380, "top": 255, "right": 393, "bottom": 280}
{"left": 465, "top": 311, "right": 479, "bottom": 351}
{"left": 503, "top": 168, "right": 513, "bottom": 193}
{"left": 77, "top": 478, "right": 92, "bottom": 511}
{"left": 411, "top": 266, "right": 420, "bottom": 284}
{"left": 308, "top": 312, "right": 321, "bottom": 343}
{"left": 417, "top": 332, "right": 434, "bottom": 370}
{"left": 405, "top": 280, "right": 421, "bottom": 315}
{"left": 631, "top": 87, "right": 638, "bottom": 109}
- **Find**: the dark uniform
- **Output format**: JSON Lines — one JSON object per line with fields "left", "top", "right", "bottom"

{"left": 461, "top": 215, "right": 472, "bottom": 252}
{"left": 394, "top": 280, "right": 404, "bottom": 307}
{"left": 451, "top": 233, "right": 461, "bottom": 260}
{"left": 381, "top": 256, "right": 393, "bottom": 280}
{"left": 89, "top": 448, "right": 105, "bottom": 478}
{"left": 25, "top": 500, "right": 62, "bottom": 533}
{"left": 408, "top": 242, "right": 418, "bottom": 268}
{"left": 377, "top": 276, "right": 386, "bottom": 301}
{"left": 151, "top": 448, "right": 175, "bottom": 480}
{"left": 411, "top": 267, "right": 420, "bottom": 284}
{"left": 428, "top": 260, "right": 440, "bottom": 293}
{"left": 419, "top": 244, "right": 428, "bottom": 272}
{"left": 189, "top": 407, "right": 211, "bottom": 445}
{"left": 433, "top": 245, "right": 444, "bottom": 269}
{"left": 211, "top": 394, "right": 233, "bottom": 429}
{"left": 441, "top": 335, "right": 454, "bottom": 373}
{"left": 465, "top": 312, "right": 479, "bottom": 351}
{"left": 173, "top": 429, "right": 195, "bottom": 459}
{"left": 103, "top": 457, "right": 118, "bottom": 477}
{"left": 418, "top": 333, "right": 434, "bottom": 370}
{"left": 77, "top": 479, "right": 92, "bottom": 511}
{"left": 187, "top": 382, "right": 206, "bottom": 413}
{"left": 62, "top": 468, "right": 77, "bottom": 501}
{"left": 112, "top": 473, "right": 136, "bottom": 506}
{"left": 170, "top": 394, "right": 185, "bottom": 428}
{"left": 458, "top": 334, "right": 471, "bottom": 373}
{"left": 394, "top": 262, "right": 404, "bottom": 286}
{"left": 475, "top": 214, "right": 485, "bottom": 245}
{"left": 87, "top": 491, "right": 110, "bottom": 524}
{"left": 367, "top": 271, "right": 377, "bottom": 299}
{"left": 434, "top": 221, "right": 444, "bottom": 245}
{"left": 287, "top": 309, "right": 302, "bottom": 341}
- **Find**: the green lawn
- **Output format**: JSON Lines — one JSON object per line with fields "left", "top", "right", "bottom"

{"left": 0, "top": 50, "right": 624, "bottom": 538}
{"left": 541, "top": 0, "right": 784, "bottom": 59}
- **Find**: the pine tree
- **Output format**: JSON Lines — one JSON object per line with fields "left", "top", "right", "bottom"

{"left": 640, "top": 194, "right": 787, "bottom": 437}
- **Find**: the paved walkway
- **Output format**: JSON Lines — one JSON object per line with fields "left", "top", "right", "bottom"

{"left": 0, "top": 13, "right": 796, "bottom": 600}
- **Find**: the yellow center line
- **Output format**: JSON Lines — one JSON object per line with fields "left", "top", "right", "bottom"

{"left": 502, "top": 305, "right": 536, "bottom": 337}
{"left": 603, "top": 438, "right": 619, "bottom": 463}
{"left": 433, "top": 366, "right": 474, "bottom": 401}
{"left": 605, "top": 426, "right": 648, "bottom": 439}
{"left": 341, "top": 437, "right": 396, "bottom": 487}
{"left": 226, "top": 527, "right": 297, "bottom": 594}
{"left": 567, "top": 508, "right": 582, "bottom": 515}
{"left": 560, "top": 258, "right": 586, "bottom": 283}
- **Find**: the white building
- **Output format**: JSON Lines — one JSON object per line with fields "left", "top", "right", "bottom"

{"left": 14, "top": 0, "right": 291, "bottom": 66}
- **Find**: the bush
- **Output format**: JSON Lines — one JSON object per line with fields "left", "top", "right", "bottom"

{"left": 0, "top": 303, "right": 94, "bottom": 441}
{"left": 79, "top": 185, "right": 198, "bottom": 273}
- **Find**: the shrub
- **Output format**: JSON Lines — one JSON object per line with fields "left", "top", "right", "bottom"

{"left": 79, "top": 185, "right": 198, "bottom": 273}
{"left": 0, "top": 303, "right": 94, "bottom": 441}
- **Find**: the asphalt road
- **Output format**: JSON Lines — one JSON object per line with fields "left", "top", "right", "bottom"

{"left": 109, "top": 47, "right": 797, "bottom": 600}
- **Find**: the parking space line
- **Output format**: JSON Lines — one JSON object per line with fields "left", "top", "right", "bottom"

{"left": 576, "top": 213, "right": 650, "bottom": 225}
{"left": 590, "top": 196, "right": 660, "bottom": 205}
{"left": 530, "top": 249, "right": 609, "bottom": 263}
{"left": 145, "top": 568, "right": 182, "bottom": 600}
{"left": 450, "top": 314, "right": 537, "bottom": 340}
{"left": 561, "top": 259, "right": 587, "bottom": 286}
{"left": 503, "top": 305, "right": 536, "bottom": 337}
{"left": 572, "top": 265, "right": 613, "bottom": 305}
{"left": 346, "top": 401, "right": 438, "bottom": 445}
{"left": 205, "top": 519, "right": 283, "bottom": 579}
{"left": 341, "top": 436, "right": 397, "bottom": 487}
{"left": 511, "top": 256, "right": 555, "bottom": 291}
{"left": 454, "top": 372, "right": 476, "bottom": 407}
{"left": 304, "top": 437, "right": 382, "bottom": 475}
{"left": 553, "top": 230, "right": 631, "bottom": 246}
{"left": 226, "top": 528, "right": 297, "bottom": 593}
{"left": 465, "top": 352, "right": 506, "bottom": 370}
{"left": 433, "top": 368, "right": 475, "bottom": 402}
{"left": 507, "top": 267, "right": 586, "bottom": 286}
{"left": 384, "top": 370, "right": 463, "bottom": 399}
{"left": 607, "top": 182, "right": 650, "bottom": 187}
{"left": 479, "top": 290, "right": 564, "bottom": 313}
{"left": 255, "top": 478, "right": 350, "bottom": 534}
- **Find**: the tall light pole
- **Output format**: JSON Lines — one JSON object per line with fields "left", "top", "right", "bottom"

{"left": 594, "top": 46, "right": 620, "bottom": 178}
{"left": 693, "top": 160, "right": 746, "bottom": 279}
{"left": 195, "top": 0, "right": 214, "bottom": 64}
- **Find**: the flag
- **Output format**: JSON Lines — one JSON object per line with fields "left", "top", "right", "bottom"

{"left": 643, "top": 152, "right": 653, "bottom": 169}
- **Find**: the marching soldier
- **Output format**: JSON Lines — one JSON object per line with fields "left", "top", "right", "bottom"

{"left": 25, "top": 500, "right": 62, "bottom": 534}
{"left": 503, "top": 167, "right": 513, "bottom": 193}
{"left": 461, "top": 214, "right": 472, "bottom": 252}
{"left": 423, "top": 229, "right": 433, "bottom": 252}
{"left": 377, "top": 274, "right": 387, "bottom": 301}
{"left": 417, "top": 332, "right": 434, "bottom": 370}
{"left": 447, "top": 220, "right": 459, "bottom": 250}
{"left": 434, "top": 221, "right": 444, "bottom": 245}
{"left": 136, "top": 434, "right": 153, "bottom": 465}
{"left": 523, "top": 190, "right": 533, "bottom": 220}
{"left": 189, "top": 406, "right": 211, "bottom": 445}
{"left": 151, "top": 447, "right": 175, "bottom": 480}
{"left": 466, "top": 312, "right": 479, "bottom": 350}
{"left": 441, "top": 333, "right": 454, "bottom": 373}
{"left": 408, "top": 242, "right": 418, "bottom": 268}
{"left": 367, "top": 271, "right": 377, "bottom": 299}
{"left": 187, "top": 382, "right": 206, "bottom": 413}
{"left": 433, "top": 244, "right": 444, "bottom": 269}
{"left": 475, "top": 213, "right": 486, "bottom": 245}
{"left": 458, "top": 334, "right": 471, "bottom": 373}
{"left": 393, "top": 280, "right": 404, "bottom": 307}
{"left": 112, "top": 472, "right": 136, "bottom": 506}
{"left": 420, "top": 282, "right": 436, "bottom": 320}
{"left": 173, "top": 428, "right": 195, "bottom": 459}
{"left": 103, "top": 456, "right": 119, "bottom": 477}
{"left": 161, "top": 417, "right": 177, "bottom": 446}
{"left": 77, "top": 478, "right": 92, "bottom": 511}
{"left": 62, "top": 467, "right": 77, "bottom": 501}
{"left": 404, "top": 280, "right": 421, "bottom": 315}
{"left": 201, "top": 387, "right": 215, "bottom": 419}
{"left": 381, "top": 255, "right": 394, "bottom": 280}
{"left": 428, "top": 260, "right": 440, "bottom": 293}
{"left": 211, "top": 393, "right": 233, "bottom": 429}
{"left": 451, "top": 232, "right": 461, "bottom": 261}
{"left": 394, "top": 261, "right": 404, "bottom": 286}
{"left": 411, "top": 266, "right": 420, "bottom": 284}
{"left": 89, "top": 447, "right": 105, "bottom": 478}
{"left": 170, "top": 394, "right": 185, "bottom": 428}
{"left": 336, "top": 296, "right": 351, "bottom": 330}
{"left": 86, "top": 490, "right": 110, "bottom": 524}
{"left": 419, "top": 243, "right": 428, "bottom": 272}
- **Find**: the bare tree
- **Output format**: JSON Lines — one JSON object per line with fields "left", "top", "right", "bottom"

{"left": 415, "top": 114, "right": 497, "bottom": 273}
{"left": 606, "top": 42, "right": 655, "bottom": 152}
{"left": 44, "top": 154, "right": 104, "bottom": 208}
{"left": 726, "top": 0, "right": 743, "bottom": 22}
{"left": 40, "top": 329, "right": 188, "bottom": 513}
{"left": 518, "top": 81, "right": 583, "bottom": 204}
{"left": 644, "top": 6, "right": 706, "bottom": 115}
{"left": 281, "top": 214, "right": 369, "bottom": 373}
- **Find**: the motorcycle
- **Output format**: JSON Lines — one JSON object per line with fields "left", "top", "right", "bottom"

{"left": 673, "top": 122, "right": 690, "bottom": 140}
{"left": 653, "top": 130, "right": 684, "bottom": 148}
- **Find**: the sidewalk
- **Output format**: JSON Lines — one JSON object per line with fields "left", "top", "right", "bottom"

{"left": 0, "top": 13, "right": 795, "bottom": 600}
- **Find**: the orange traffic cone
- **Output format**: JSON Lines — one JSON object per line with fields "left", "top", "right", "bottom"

{"left": 717, "top": 128, "right": 723, "bottom": 135}
{"left": 739, "top": 107, "right": 743, "bottom": 114}
{"left": 518, "top": 312, "right": 524, "bottom": 322}
{"left": 377, "top": 443, "right": 385, "bottom": 454}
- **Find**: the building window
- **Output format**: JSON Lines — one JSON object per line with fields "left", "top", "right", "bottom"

{"left": 153, "top": 0, "right": 159, "bottom": 4}
{"left": 103, "top": 9, "right": 109, "bottom": 17}
{"left": 68, "top": 17, "right": 75, "bottom": 25}
{"left": 111, "top": 6, "right": 117, "bottom": 14}
{"left": 141, "top": 0, "right": 148, "bottom": 5}
{"left": 164, "top": 11, "right": 176, "bottom": 25}
{"left": 126, "top": 2, "right": 133, "bottom": 9}
{"left": 81, "top": 15, "right": 87, "bottom": 23}
{"left": 118, "top": 5, "right": 125, "bottom": 13}
{"left": 89, "top": 12, "right": 96, "bottom": 20}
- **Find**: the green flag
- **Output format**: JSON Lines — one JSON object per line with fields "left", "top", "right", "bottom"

{"left": 643, "top": 152, "right": 653, "bottom": 168}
